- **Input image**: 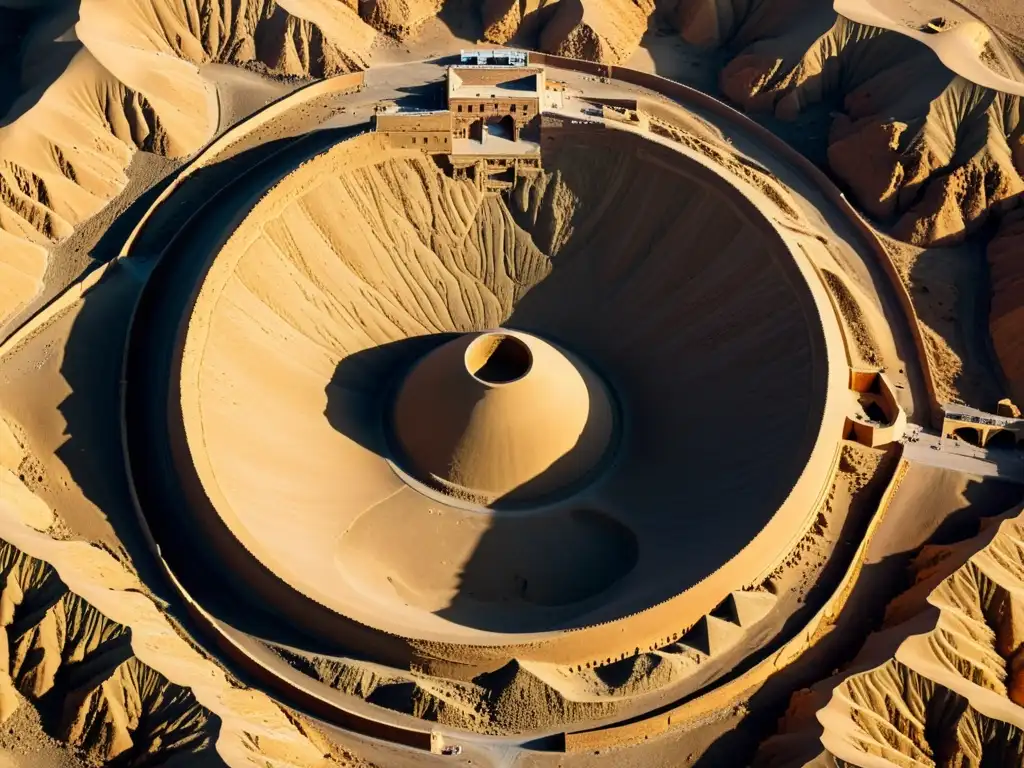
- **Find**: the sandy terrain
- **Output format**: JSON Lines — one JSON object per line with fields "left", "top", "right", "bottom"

{"left": 175, "top": 129, "right": 837, "bottom": 647}
{"left": 819, "top": 506, "right": 1024, "bottom": 766}
{"left": 0, "top": 0, "right": 1022, "bottom": 766}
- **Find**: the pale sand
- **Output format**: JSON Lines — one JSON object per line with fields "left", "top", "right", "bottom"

{"left": 0, "top": 0, "right": 1021, "bottom": 765}
{"left": 171, "top": 128, "right": 843, "bottom": 658}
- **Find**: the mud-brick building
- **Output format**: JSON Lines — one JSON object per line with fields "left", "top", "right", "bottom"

{"left": 447, "top": 65, "right": 545, "bottom": 142}
{"left": 374, "top": 111, "right": 453, "bottom": 151}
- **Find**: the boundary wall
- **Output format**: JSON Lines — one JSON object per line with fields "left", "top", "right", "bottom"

{"left": 528, "top": 52, "right": 942, "bottom": 429}
{"left": 563, "top": 454, "right": 910, "bottom": 751}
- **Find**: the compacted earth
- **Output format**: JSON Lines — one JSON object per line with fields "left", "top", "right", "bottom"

{"left": 1, "top": 1, "right": 1024, "bottom": 767}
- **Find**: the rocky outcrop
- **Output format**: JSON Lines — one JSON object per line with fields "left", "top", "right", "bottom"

{"left": 538, "top": 0, "right": 654, "bottom": 64}
{"left": 482, "top": 0, "right": 654, "bottom": 64}
{"left": 818, "top": 511, "right": 1024, "bottom": 766}
{"left": 669, "top": 3, "right": 1024, "bottom": 248}
{"left": 0, "top": 542, "right": 216, "bottom": 764}
{"left": 0, "top": 0, "right": 377, "bottom": 328}
{"left": 482, "top": 0, "right": 561, "bottom": 45}
{"left": 358, "top": 0, "right": 441, "bottom": 39}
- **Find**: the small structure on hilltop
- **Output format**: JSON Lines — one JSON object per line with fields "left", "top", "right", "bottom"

{"left": 374, "top": 50, "right": 550, "bottom": 193}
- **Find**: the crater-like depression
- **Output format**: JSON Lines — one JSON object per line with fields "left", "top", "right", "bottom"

{"left": 165, "top": 129, "right": 842, "bottom": 648}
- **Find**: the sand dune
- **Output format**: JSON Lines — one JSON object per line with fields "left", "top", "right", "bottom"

{"left": 837, "top": 0, "right": 1024, "bottom": 95}
{"left": 0, "top": 235, "right": 45, "bottom": 332}
{"left": 0, "top": 45, "right": 208, "bottom": 325}
{"left": 0, "top": 0, "right": 376, "bottom": 329}
{"left": 1, "top": 48, "right": 209, "bottom": 245}
{"left": 78, "top": 0, "right": 373, "bottom": 79}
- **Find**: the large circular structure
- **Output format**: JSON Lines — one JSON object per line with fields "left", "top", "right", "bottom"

{"left": 148, "top": 125, "right": 846, "bottom": 669}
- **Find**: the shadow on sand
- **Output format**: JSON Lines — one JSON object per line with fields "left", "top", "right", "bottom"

{"left": 323, "top": 334, "right": 639, "bottom": 634}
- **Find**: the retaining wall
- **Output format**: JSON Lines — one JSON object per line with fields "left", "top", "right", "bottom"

{"left": 563, "top": 454, "right": 910, "bottom": 751}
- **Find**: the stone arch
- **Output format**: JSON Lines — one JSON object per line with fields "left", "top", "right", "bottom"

{"left": 485, "top": 114, "right": 516, "bottom": 142}
{"left": 952, "top": 426, "right": 982, "bottom": 446}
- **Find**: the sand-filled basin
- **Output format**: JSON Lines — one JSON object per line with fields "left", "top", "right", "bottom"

{"left": 173, "top": 128, "right": 845, "bottom": 654}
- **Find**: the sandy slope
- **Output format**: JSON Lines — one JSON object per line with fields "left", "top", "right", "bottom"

{"left": 176, "top": 127, "right": 837, "bottom": 656}
{"left": 987, "top": 207, "right": 1024, "bottom": 402}
{"left": 837, "top": 0, "right": 1024, "bottom": 95}
{"left": 818, "top": 508, "right": 1024, "bottom": 766}
{"left": 0, "top": 0, "right": 377, "bottom": 330}
{"left": 0, "top": 45, "right": 210, "bottom": 325}
{"left": 77, "top": 0, "right": 374, "bottom": 79}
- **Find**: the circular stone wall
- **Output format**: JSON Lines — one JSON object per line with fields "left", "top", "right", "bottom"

{"left": 169, "top": 127, "right": 846, "bottom": 663}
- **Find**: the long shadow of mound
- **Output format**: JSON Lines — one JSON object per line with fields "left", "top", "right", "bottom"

{"left": 325, "top": 335, "right": 640, "bottom": 634}
{"left": 64, "top": 124, "right": 398, "bottom": 664}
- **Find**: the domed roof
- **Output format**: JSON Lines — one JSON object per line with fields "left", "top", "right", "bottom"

{"left": 391, "top": 330, "right": 614, "bottom": 505}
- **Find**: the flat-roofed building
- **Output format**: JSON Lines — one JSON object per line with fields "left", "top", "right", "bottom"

{"left": 374, "top": 111, "right": 453, "bottom": 151}
{"left": 447, "top": 65, "right": 545, "bottom": 142}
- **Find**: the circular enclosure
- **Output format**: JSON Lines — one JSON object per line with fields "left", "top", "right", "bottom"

{"left": 144, "top": 125, "right": 845, "bottom": 664}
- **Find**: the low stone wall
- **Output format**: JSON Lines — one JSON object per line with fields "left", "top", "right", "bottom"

{"left": 376, "top": 111, "right": 452, "bottom": 150}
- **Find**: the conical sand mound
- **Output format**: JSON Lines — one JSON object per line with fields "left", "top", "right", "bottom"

{"left": 392, "top": 329, "right": 615, "bottom": 505}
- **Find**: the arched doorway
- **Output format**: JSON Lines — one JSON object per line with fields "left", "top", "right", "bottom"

{"left": 951, "top": 427, "right": 982, "bottom": 446}
{"left": 485, "top": 115, "right": 516, "bottom": 143}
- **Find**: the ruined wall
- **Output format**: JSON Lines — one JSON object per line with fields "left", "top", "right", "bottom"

{"left": 376, "top": 112, "right": 452, "bottom": 150}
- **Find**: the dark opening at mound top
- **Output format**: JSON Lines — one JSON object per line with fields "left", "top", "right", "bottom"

{"left": 467, "top": 333, "right": 533, "bottom": 384}
{"left": 391, "top": 329, "right": 615, "bottom": 505}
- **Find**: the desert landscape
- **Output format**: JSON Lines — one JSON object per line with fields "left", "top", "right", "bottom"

{"left": 1, "top": 0, "right": 1024, "bottom": 766}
